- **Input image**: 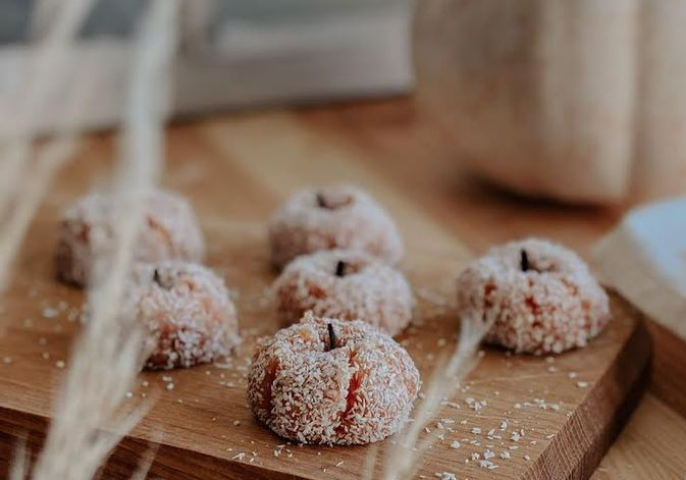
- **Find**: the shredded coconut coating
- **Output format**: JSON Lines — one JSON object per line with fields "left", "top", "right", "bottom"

{"left": 273, "top": 249, "right": 414, "bottom": 336}
{"left": 56, "top": 189, "right": 205, "bottom": 287}
{"left": 129, "top": 261, "right": 240, "bottom": 370}
{"left": 456, "top": 238, "right": 610, "bottom": 355}
{"left": 268, "top": 185, "right": 404, "bottom": 269}
{"left": 247, "top": 312, "right": 420, "bottom": 445}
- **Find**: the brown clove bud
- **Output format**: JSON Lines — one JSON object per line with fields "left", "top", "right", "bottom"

{"left": 316, "top": 192, "right": 328, "bottom": 208}
{"left": 327, "top": 322, "right": 337, "bottom": 351}
{"left": 153, "top": 268, "right": 171, "bottom": 289}
{"left": 521, "top": 249, "right": 530, "bottom": 272}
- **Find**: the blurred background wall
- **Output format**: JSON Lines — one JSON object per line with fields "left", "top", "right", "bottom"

{"left": 0, "top": 0, "right": 408, "bottom": 43}
{"left": 0, "top": 0, "right": 413, "bottom": 132}
{"left": 2, "top": 0, "right": 685, "bottom": 206}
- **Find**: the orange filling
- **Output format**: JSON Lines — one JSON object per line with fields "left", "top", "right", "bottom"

{"left": 260, "top": 357, "right": 280, "bottom": 421}
{"left": 336, "top": 352, "right": 362, "bottom": 434}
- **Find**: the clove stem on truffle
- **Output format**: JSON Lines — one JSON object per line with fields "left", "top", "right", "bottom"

{"left": 327, "top": 322, "right": 337, "bottom": 350}
{"left": 316, "top": 192, "right": 328, "bottom": 208}
{"left": 153, "top": 268, "right": 171, "bottom": 289}
{"left": 335, "top": 260, "right": 346, "bottom": 277}
{"left": 520, "top": 249, "right": 530, "bottom": 272}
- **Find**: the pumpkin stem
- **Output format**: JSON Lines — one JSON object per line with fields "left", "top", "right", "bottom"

{"left": 327, "top": 323, "right": 337, "bottom": 351}
{"left": 520, "top": 249, "right": 530, "bottom": 272}
{"left": 316, "top": 192, "right": 328, "bottom": 208}
{"left": 153, "top": 268, "right": 171, "bottom": 289}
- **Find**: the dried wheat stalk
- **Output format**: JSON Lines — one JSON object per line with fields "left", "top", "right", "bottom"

{"left": 9, "top": 437, "right": 28, "bottom": 480}
{"left": 26, "top": 1, "right": 181, "bottom": 478}
{"left": 0, "top": 0, "right": 95, "bottom": 220}
{"left": 378, "top": 314, "right": 492, "bottom": 480}
{"left": 0, "top": 0, "right": 97, "bottom": 292}
{"left": 0, "top": 78, "right": 95, "bottom": 291}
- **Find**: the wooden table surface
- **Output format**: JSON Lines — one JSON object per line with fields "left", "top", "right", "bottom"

{"left": 19, "top": 96, "right": 685, "bottom": 479}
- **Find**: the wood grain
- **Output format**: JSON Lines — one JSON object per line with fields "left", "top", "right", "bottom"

{"left": 646, "top": 320, "right": 686, "bottom": 418}
{"left": 590, "top": 394, "right": 686, "bottom": 480}
{"left": 0, "top": 108, "right": 653, "bottom": 479}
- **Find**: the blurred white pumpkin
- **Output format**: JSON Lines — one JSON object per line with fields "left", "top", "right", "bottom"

{"left": 415, "top": 0, "right": 686, "bottom": 205}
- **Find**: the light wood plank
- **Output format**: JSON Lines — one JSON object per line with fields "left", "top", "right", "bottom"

{"left": 200, "top": 111, "right": 472, "bottom": 261}
{"left": 591, "top": 394, "right": 686, "bottom": 480}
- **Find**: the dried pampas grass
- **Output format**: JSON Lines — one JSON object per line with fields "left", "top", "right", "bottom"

{"left": 9, "top": 437, "right": 28, "bottom": 480}
{"left": 0, "top": 0, "right": 97, "bottom": 292}
{"left": 15, "top": 0, "right": 181, "bottom": 479}
{"left": 0, "top": 0, "right": 95, "bottom": 216}
{"left": 377, "top": 314, "right": 493, "bottom": 480}
{"left": 0, "top": 78, "right": 95, "bottom": 291}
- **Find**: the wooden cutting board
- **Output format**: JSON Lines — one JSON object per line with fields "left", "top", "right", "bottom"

{"left": 0, "top": 112, "right": 651, "bottom": 480}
